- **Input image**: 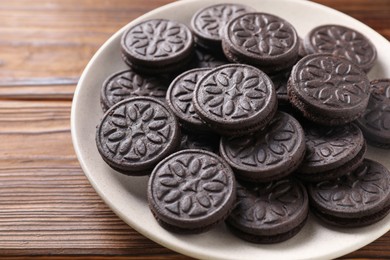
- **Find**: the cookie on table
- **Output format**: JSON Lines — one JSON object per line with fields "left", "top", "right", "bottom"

{"left": 222, "top": 12, "right": 299, "bottom": 74}
{"left": 304, "top": 24, "right": 377, "bottom": 72}
{"left": 307, "top": 159, "right": 390, "bottom": 227}
{"left": 121, "top": 19, "right": 194, "bottom": 75}
{"left": 192, "top": 64, "right": 277, "bottom": 136}
{"left": 190, "top": 3, "right": 255, "bottom": 52}
{"left": 166, "top": 68, "right": 211, "bottom": 133}
{"left": 296, "top": 123, "right": 366, "bottom": 182}
{"left": 356, "top": 79, "right": 390, "bottom": 148}
{"left": 288, "top": 53, "right": 370, "bottom": 125}
{"left": 226, "top": 178, "right": 309, "bottom": 243}
{"left": 96, "top": 97, "right": 180, "bottom": 176}
{"left": 220, "top": 112, "right": 305, "bottom": 182}
{"left": 148, "top": 149, "right": 236, "bottom": 233}
{"left": 100, "top": 70, "right": 167, "bottom": 112}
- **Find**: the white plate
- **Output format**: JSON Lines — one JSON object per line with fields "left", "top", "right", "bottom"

{"left": 71, "top": 0, "right": 390, "bottom": 259}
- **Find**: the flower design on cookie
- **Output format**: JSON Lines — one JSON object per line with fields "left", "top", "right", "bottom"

{"left": 195, "top": 65, "right": 271, "bottom": 120}
{"left": 229, "top": 13, "right": 296, "bottom": 57}
{"left": 296, "top": 54, "right": 369, "bottom": 108}
{"left": 192, "top": 4, "right": 254, "bottom": 40}
{"left": 308, "top": 25, "right": 376, "bottom": 71}
{"left": 149, "top": 150, "right": 235, "bottom": 219}
{"left": 123, "top": 19, "right": 192, "bottom": 60}
{"left": 232, "top": 179, "right": 305, "bottom": 225}
{"left": 102, "top": 70, "right": 167, "bottom": 109}
{"left": 99, "top": 98, "right": 176, "bottom": 162}
{"left": 313, "top": 160, "right": 390, "bottom": 209}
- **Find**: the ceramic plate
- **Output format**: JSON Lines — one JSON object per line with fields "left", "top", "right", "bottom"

{"left": 71, "top": 0, "right": 390, "bottom": 259}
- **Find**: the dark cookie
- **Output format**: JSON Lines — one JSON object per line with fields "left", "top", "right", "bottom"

{"left": 190, "top": 47, "right": 229, "bottom": 69}
{"left": 192, "top": 64, "right": 277, "bottom": 136}
{"left": 220, "top": 112, "right": 305, "bottom": 182}
{"left": 166, "top": 68, "right": 211, "bottom": 132}
{"left": 297, "top": 123, "right": 366, "bottom": 182}
{"left": 304, "top": 24, "right": 377, "bottom": 72}
{"left": 226, "top": 178, "right": 308, "bottom": 243}
{"left": 121, "top": 19, "right": 194, "bottom": 74}
{"left": 191, "top": 4, "right": 255, "bottom": 52}
{"left": 180, "top": 129, "right": 220, "bottom": 154}
{"left": 222, "top": 12, "right": 299, "bottom": 74}
{"left": 100, "top": 70, "right": 167, "bottom": 112}
{"left": 307, "top": 159, "right": 390, "bottom": 227}
{"left": 356, "top": 79, "right": 390, "bottom": 148}
{"left": 96, "top": 97, "right": 180, "bottom": 176}
{"left": 288, "top": 53, "right": 370, "bottom": 125}
{"left": 148, "top": 149, "right": 236, "bottom": 233}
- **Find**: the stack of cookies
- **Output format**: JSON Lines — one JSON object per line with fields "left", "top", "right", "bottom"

{"left": 95, "top": 3, "right": 390, "bottom": 244}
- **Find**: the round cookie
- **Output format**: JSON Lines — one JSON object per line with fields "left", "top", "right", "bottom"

{"left": 100, "top": 70, "right": 167, "bottom": 112}
{"left": 192, "top": 64, "right": 277, "bottom": 136}
{"left": 356, "top": 79, "right": 390, "bottom": 148}
{"left": 304, "top": 24, "right": 377, "bottom": 72}
{"left": 121, "top": 19, "right": 194, "bottom": 74}
{"left": 166, "top": 68, "right": 211, "bottom": 132}
{"left": 307, "top": 159, "right": 390, "bottom": 227}
{"left": 222, "top": 12, "right": 299, "bottom": 74}
{"left": 220, "top": 112, "right": 306, "bottom": 182}
{"left": 288, "top": 53, "right": 370, "bottom": 125}
{"left": 96, "top": 97, "right": 180, "bottom": 176}
{"left": 148, "top": 149, "right": 236, "bottom": 233}
{"left": 297, "top": 123, "right": 366, "bottom": 182}
{"left": 191, "top": 3, "right": 255, "bottom": 52}
{"left": 226, "top": 178, "right": 309, "bottom": 243}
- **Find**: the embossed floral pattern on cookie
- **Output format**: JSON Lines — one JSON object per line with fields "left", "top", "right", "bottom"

{"left": 101, "top": 70, "right": 167, "bottom": 110}
{"left": 122, "top": 19, "right": 192, "bottom": 61}
{"left": 309, "top": 159, "right": 390, "bottom": 214}
{"left": 192, "top": 4, "right": 254, "bottom": 41}
{"left": 228, "top": 13, "right": 296, "bottom": 57}
{"left": 148, "top": 150, "right": 236, "bottom": 229}
{"left": 194, "top": 64, "right": 273, "bottom": 120}
{"left": 228, "top": 179, "right": 307, "bottom": 229}
{"left": 306, "top": 25, "right": 376, "bottom": 71}
{"left": 96, "top": 97, "right": 180, "bottom": 175}
{"left": 301, "top": 123, "right": 364, "bottom": 172}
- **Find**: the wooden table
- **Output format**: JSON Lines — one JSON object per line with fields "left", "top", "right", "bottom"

{"left": 0, "top": 0, "right": 389, "bottom": 259}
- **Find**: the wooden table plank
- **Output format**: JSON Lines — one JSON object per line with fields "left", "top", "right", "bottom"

{"left": 0, "top": 0, "right": 389, "bottom": 259}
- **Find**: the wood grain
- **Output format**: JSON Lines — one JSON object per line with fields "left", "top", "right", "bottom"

{"left": 0, "top": 0, "right": 389, "bottom": 259}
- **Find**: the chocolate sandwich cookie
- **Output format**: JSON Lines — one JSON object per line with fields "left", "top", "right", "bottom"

{"left": 297, "top": 123, "right": 366, "bottom": 182}
{"left": 191, "top": 3, "right": 255, "bottom": 52}
{"left": 304, "top": 24, "right": 377, "bottom": 72}
{"left": 307, "top": 159, "right": 390, "bottom": 227}
{"left": 166, "top": 68, "right": 211, "bottom": 132}
{"left": 220, "top": 112, "right": 305, "bottom": 182}
{"left": 101, "top": 70, "right": 167, "bottom": 112}
{"left": 191, "top": 47, "right": 229, "bottom": 69}
{"left": 288, "top": 53, "right": 370, "bottom": 125}
{"left": 356, "top": 79, "right": 390, "bottom": 148}
{"left": 192, "top": 64, "right": 277, "bottom": 136}
{"left": 222, "top": 12, "right": 299, "bottom": 74}
{"left": 148, "top": 149, "right": 236, "bottom": 233}
{"left": 180, "top": 129, "right": 220, "bottom": 154}
{"left": 96, "top": 97, "right": 180, "bottom": 176}
{"left": 121, "top": 19, "right": 194, "bottom": 75}
{"left": 226, "top": 178, "right": 308, "bottom": 243}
